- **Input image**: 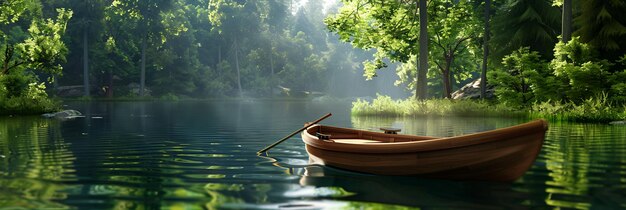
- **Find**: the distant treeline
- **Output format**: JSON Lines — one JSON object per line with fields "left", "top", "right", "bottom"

{"left": 3, "top": 0, "right": 389, "bottom": 103}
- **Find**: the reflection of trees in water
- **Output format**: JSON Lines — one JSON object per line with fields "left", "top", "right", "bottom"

{"left": 0, "top": 117, "right": 75, "bottom": 208}
{"left": 541, "top": 124, "right": 626, "bottom": 209}
{"left": 349, "top": 116, "right": 626, "bottom": 208}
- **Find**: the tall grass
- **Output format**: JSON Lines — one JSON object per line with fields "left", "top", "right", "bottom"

{"left": 352, "top": 94, "right": 626, "bottom": 123}
{"left": 352, "top": 95, "right": 522, "bottom": 118}
{"left": 529, "top": 95, "right": 625, "bottom": 122}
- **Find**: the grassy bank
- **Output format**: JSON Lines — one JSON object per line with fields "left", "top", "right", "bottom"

{"left": 352, "top": 95, "right": 626, "bottom": 123}
{"left": 0, "top": 97, "right": 60, "bottom": 116}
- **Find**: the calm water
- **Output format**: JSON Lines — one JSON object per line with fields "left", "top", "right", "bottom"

{"left": 1, "top": 100, "right": 625, "bottom": 209}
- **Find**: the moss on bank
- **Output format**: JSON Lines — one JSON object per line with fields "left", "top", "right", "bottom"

{"left": 352, "top": 95, "right": 626, "bottom": 123}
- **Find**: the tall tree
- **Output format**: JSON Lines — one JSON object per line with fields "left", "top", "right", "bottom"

{"left": 429, "top": 0, "right": 480, "bottom": 98}
{"left": 326, "top": 0, "right": 426, "bottom": 97}
{"left": 561, "top": 0, "right": 572, "bottom": 43}
{"left": 60, "top": 0, "right": 105, "bottom": 96}
{"left": 209, "top": 0, "right": 265, "bottom": 97}
{"left": 481, "top": 0, "right": 491, "bottom": 99}
{"left": 108, "top": 0, "right": 174, "bottom": 96}
{"left": 1, "top": 0, "right": 72, "bottom": 111}
{"left": 492, "top": 0, "right": 561, "bottom": 59}
{"left": 417, "top": 0, "right": 428, "bottom": 99}
{"left": 574, "top": 0, "right": 626, "bottom": 61}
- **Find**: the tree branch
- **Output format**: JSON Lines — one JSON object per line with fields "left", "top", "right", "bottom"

{"left": 451, "top": 36, "right": 471, "bottom": 54}
{"left": 433, "top": 59, "right": 445, "bottom": 73}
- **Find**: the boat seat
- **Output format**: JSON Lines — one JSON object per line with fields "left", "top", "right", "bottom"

{"left": 332, "top": 139, "right": 382, "bottom": 144}
{"left": 316, "top": 132, "right": 331, "bottom": 140}
{"left": 380, "top": 127, "right": 401, "bottom": 134}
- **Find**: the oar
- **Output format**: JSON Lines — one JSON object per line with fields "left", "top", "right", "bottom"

{"left": 257, "top": 113, "right": 332, "bottom": 155}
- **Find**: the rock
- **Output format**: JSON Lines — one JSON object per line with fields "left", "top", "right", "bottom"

{"left": 42, "top": 110, "right": 83, "bottom": 119}
{"left": 609, "top": 121, "right": 626, "bottom": 125}
{"left": 451, "top": 78, "right": 495, "bottom": 100}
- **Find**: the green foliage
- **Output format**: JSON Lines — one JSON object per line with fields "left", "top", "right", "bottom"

{"left": 574, "top": 0, "right": 626, "bottom": 60}
{"left": 488, "top": 47, "right": 554, "bottom": 107}
{"left": 326, "top": 0, "right": 419, "bottom": 80}
{"left": 487, "top": 38, "right": 626, "bottom": 122}
{"left": 18, "top": 8, "right": 72, "bottom": 75}
{"left": 0, "top": 73, "right": 58, "bottom": 115}
{"left": 530, "top": 94, "right": 625, "bottom": 122}
{"left": 551, "top": 37, "right": 617, "bottom": 103}
{"left": 428, "top": 0, "right": 481, "bottom": 98}
{"left": 354, "top": 94, "right": 625, "bottom": 123}
{"left": 352, "top": 94, "right": 520, "bottom": 117}
{"left": 0, "top": 0, "right": 33, "bottom": 24}
{"left": 1, "top": 1, "right": 71, "bottom": 115}
{"left": 491, "top": 0, "right": 561, "bottom": 60}
{"left": 328, "top": 0, "right": 482, "bottom": 97}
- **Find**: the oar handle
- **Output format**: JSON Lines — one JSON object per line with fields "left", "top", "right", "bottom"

{"left": 257, "top": 113, "right": 332, "bottom": 155}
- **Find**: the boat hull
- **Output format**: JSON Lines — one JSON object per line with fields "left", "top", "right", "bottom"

{"left": 301, "top": 120, "right": 547, "bottom": 181}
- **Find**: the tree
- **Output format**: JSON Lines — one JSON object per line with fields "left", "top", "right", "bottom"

{"left": 56, "top": 0, "right": 106, "bottom": 96}
{"left": 488, "top": 48, "right": 552, "bottom": 106}
{"left": 1, "top": 2, "right": 72, "bottom": 78}
{"left": 327, "top": 0, "right": 428, "bottom": 98}
{"left": 209, "top": 0, "right": 265, "bottom": 97}
{"left": 107, "top": 0, "right": 174, "bottom": 96}
{"left": 418, "top": 0, "right": 428, "bottom": 99}
{"left": 491, "top": 0, "right": 561, "bottom": 60}
{"left": 481, "top": 0, "right": 491, "bottom": 99}
{"left": 1, "top": 0, "right": 72, "bottom": 113}
{"left": 574, "top": 0, "right": 626, "bottom": 61}
{"left": 561, "top": 0, "right": 572, "bottom": 43}
{"left": 429, "top": 0, "right": 481, "bottom": 98}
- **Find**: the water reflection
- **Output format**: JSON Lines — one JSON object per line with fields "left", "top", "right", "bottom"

{"left": 0, "top": 116, "right": 76, "bottom": 208}
{"left": 1, "top": 101, "right": 626, "bottom": 209}
{"left": 298, "top": 165, "right": 529, "bottom": 209}
{"left": 342, "top": 116, "right": 626, "bottom": 209}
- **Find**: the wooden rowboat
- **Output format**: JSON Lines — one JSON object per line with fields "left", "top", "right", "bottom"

{"left": 301, "top": 119, "right": 548, "bottom": 181}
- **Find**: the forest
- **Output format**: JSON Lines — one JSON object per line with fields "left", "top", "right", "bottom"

{"left": 1, "top": 0, "right": 626, "bottom": 121}
{"left": 1, "top": 0, "right": 383, "bottom": 114}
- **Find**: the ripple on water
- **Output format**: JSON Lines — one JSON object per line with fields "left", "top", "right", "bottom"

{"left": 4, "top": 102, "right": 626, "bottom": 209}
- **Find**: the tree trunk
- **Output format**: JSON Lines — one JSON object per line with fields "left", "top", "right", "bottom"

{"left": 2, "top": 49, "right": 7, "bottom": 75}
{"left": 481, "top": 0, "right": 490, "bottom": 99}
{"left": 234, "top": 39, "right": 243, "bottom": 97}
{"left": 218, "top": 44, "right": 222, "bottom": 67}
{"left": 83, "top": 28, "right": 90, "bottom": 97}
{"left": 562, "top": 0, "right": 572, "bottom": 43}
{"left": 443, "top": 56, "right": 453, "bottom": 98}
{"left": 140, "top": 33, "right": 147, "bottom": 97}
{"left": 417, "top": 0, "right": 429, "bottom": 100}
{"left": 107, "top": 68, "right": 113, "bottom": 98}
{"left": 443, "top": 70, "right": 451, "bottom": 98}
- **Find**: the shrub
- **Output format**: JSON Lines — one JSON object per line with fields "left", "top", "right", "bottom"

{"left": 489, "top": 47, "right": 557, "bottom": 107}
{"left": 0, "top": 73, "right": 59, "bottom": 115}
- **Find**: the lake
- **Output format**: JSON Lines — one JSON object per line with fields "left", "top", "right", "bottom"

{"left": 1, "top": 100, "right": 625, "bottom": 209}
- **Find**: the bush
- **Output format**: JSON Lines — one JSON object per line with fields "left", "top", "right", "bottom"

{"left": 0, "top": 73, "right": 59, "bottom": 115}
{"left": 488, "top": 47, "right": 557, "bottom": 107}
{"left": 551, "top": 37, "right": 613, "bottom": 103}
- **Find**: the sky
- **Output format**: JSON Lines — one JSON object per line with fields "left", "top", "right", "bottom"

{"left": 292, "top": 0, "right": 337, "bottom": 14}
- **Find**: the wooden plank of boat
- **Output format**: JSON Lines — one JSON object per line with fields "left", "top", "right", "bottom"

{"left": 300, "top": 119, "right": 548, "bottom": 181}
